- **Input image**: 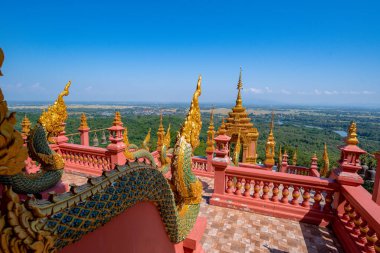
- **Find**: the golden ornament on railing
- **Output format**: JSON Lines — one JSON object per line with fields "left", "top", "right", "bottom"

{"left": 346, "top": 121, "right": 359, "bottom": 145}
{"left": 206, "top": 109, "right": 215, "bottom": 152}
{"left": 113, "top": 111, "right": 122, "bottom": 126}
{"left": 233, "top": 129, "right": 241, "bottom": 165}
{"left": 80, "top": 113, "right": 88, "bottom": 129}
{"left": 21, "top": 114, "right": 32, "bottom": 137}
{"left": 217, "top": 118, "right": 227, "bottom": 135}
{"left": 179, "top": 75, "right": 202, "bottom": 150}
{"left": 164, "top": 124, "right": 171, "bottom": 147}
{"left": 38, "top": 81, "right": 71, "bottom": 142}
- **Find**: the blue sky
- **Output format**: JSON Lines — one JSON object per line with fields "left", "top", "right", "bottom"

{"left": 1, "top": 1, "right": 380, "bottom": 106}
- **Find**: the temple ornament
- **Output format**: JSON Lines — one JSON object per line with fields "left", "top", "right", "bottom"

{"left": 157, "top": 113, "right": 165, "bottom": 152}
{"left": 206, "top": 109, "right": 215, "bottom": 152}
{"left": 320, "top": 143, "right": 330, "bottom": 177}
{"left": 346, "top": 121, "right": 359, "bottom": 145}
{"left": 21, "top": 115, "right": 32, "bottom": 138}
{"left": 232, "top": 129, "right": 241, "bottom": 166}
{"left": 264, "top": 112, "right": 276, "bottom": 167}
{"left": 39, "top": 81, "right": 71, "bottom": 143}
{"left": 79, "top": 113, "right": 88, "bottom": 129}
{"left": 142, "top": 128, "right": 151, "bottom": 151}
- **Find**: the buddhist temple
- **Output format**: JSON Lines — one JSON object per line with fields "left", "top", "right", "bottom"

{"left": 224, "top": 68, "right": 259, "bottom": 164}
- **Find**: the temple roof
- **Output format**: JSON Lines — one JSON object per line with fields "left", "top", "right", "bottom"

{"left": 224, "top": 68, "right": 259, "bottom": 141}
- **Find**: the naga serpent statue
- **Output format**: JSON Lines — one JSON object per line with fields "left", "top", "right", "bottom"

{"left": 0, "top": 78, "right": 70, "bottom": 194}
{"left": 0, "top": 49, "right": 203, "bottom": 252}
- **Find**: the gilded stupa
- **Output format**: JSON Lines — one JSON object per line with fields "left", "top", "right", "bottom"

{"left": 224, "top": 68, "right": 259, "bottom": 164}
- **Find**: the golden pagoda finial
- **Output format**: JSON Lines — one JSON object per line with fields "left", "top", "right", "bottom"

{"left": 217, "top": 118, "right": 227, "bottom": 135}
{"left": 233, "top": 129, "right": 241, "bottom": 165}
{"left": 157, "top": 112, "right": 165, "bottom": 151}
{"left": 79, "top": 113, "right": 88, "bottom": 129}
{"left": 179, "top": 75, "right": 202, "bottom": 150}
{"left": 21, "top": 114, "right": 31, "bottom": 137}
{"left": 0, "top": 48, "right": 4, "bottom": 76}
{"left": 142, "top": 128, "right": 151, "bottom": 150}
{"left": 38, "top": 81, "right": 71, "bottom": 142}
{"left": 320, "top": 143, "right": 330, "bottom": 177}
{"left": 112, "top": 111, "right": 122, "bottom": 126}
{"left": 346, "top": 121, "right": 359, "bottom": 145}
{"left": 292, "top": 147, "right": 298, "bottom": 166}
{"left": 163, "top": 124, "right": 171, "bottom": 147}
{"left": 206, "top": 109, "right": 216, "bottom": 152}
{"left": 264, "top": 112, "right": 276, "bottom": 167}
{"left": 235, "top": 67, "right": 243, "bottom": 108}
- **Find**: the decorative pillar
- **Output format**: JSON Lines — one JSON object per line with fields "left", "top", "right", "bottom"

{"left": 206, "top": 109, "right": 215, "bottom": 172}
{"left": 212, "top": 133, "right": 231, "bottom": 195}
{"left": 156, "top": 113, "right": 165, "bottom": 152}
{"left": 310, "top": 153, "right": 320, "bottom": 177}
{"left": 107, "top": 111, "right": 126, "bottom": 167}
{"left": 280, "top": 151, "right": 288, "bottom": 173}
{"left": 372, "top": 152, "right": 380, "bottom": 204}
{"left": 264, "top": 112, "right": 275, "bottom": 170}
{"left": 329, "top": 121, "right": 366, "bottom": 186}
{"left": 320, "top": 143, "right": 330, "bottom": 177}
{"left": 21, "top": 115, "right": 31, "bottom": 144}
{"left": 292, "top": 147, "right": 298, "bottom": 165}
{"left": 78, "top": 113, "right": 90, "bottom": 146}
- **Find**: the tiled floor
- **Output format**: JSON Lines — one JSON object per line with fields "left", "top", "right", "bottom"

{"left": 198, "top": 176, "right": 343, "bottom": 253}
{"left": 61, "top": 172, "right": 343, "bottom": 253}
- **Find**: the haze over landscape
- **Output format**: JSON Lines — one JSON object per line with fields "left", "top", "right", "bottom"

{"left": 2, "top": 1, "right": 380, "bottom": 106}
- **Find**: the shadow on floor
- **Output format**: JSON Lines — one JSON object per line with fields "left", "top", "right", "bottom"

{"left": 263, "top": 244, "right": 288, "bottom": 253}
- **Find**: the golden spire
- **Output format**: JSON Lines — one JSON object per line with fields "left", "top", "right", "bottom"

{"left": 206, "top": 109, "right": 215, "bottom": 152}
{"left": 21, "top": 115, "right": 31, "bottom": 137}
{"left": 142, "top": 128, "right": 151, "bottom": 150}
{"left": 79, "top": 113, "right": 88, "bottom": 129}
{"left": 163, "top": 124, "right": 171, "bottom": 147}
{"left": 217, "top": 118, "right": 227, "bottom": 135}
{"left": 157, "top": 112, "right": 165, "bottom": 151}
{"left": 320, "top": 143, "right": 330, "bottom": 177}
{"left": 264, "top": 112, "right": 276, "bottom": 167}
{"left": 112, "top": 111, "right": 122, "bottom": 126}
{"left": 38, "top": 81, "right": 71, "bottom": 142}
{"left": 233, "top": 129, "right": 241, "bottom": 165}
{"left": 292, "top": 147, "right": 298, "bottom": 166}
{"left": 346, "top": 121, "right": 359, "bottom": 145}
{"left": 179, "top": 75, "right": 202, "bottom": 150}
{"left": 123, "top": 127, "right": 129, "bottom": 147}
{"left": 0, "top": 48, "right": 4, "bottom": 76}
{"left": 235, "top": 67, "right": 243, "bottom": 108}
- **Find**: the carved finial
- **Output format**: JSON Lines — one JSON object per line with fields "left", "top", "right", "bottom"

{"left": 217, "top": 118, "right": 227, "bottom": 135}
{"left": 179, "top": 75, "right": 202, "bottom": 150}
{"left": 0, "top": 48, "right": 4, "bottom": 76}
{"left": 236, "top": 67, "right": 243, "bottom": 108}
{"left": 292, "top": 147, "right": 298, "bottom": 166}
{"left": 206, "top": 109, "right": 216, "bottom": 152}
{"left": 320, "top": 143, "right": 330, "bottom": 177}
{"left": 346, "top": 121, "right": 359, "bottom": 145}
{"left": 142, "top": 128, "right": 151, "bottom": 150}
{"left": 112, "top": 111, "right": 122, "bottom": 126}
{"left": 21, "top": 114, "right": 31, "bottom": 137}
{"left": 233, "top": 129, "right": 241, "bottom": 165}
{"left": 157, "top": 112, "right": 165, "bottom": 151}
{"left": 264, "top": 112, "right": 276, "bottom": 167}
{"left": 38, "top": 81, "right": 71, "bottom": 142}
{"left": 0, "top": 88, "right": 28, "bottom": 175}
{"left": 79, "top": 113, "right": 88, "bottom": 129}
{"left": 163, "top": 124, "right": 171, "bottom": 147}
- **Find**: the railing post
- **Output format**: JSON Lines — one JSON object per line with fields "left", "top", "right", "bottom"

{"left": 107, "top": 112, "right": 126, "bottom": 168}
{"left": 280, "top": 151, "right": 288, "bottom": 173}
{"left": 372, "top": 152, "right": 380, "bottom": 204}
{"left": 212, "top": 134, "right": 231, "bottom": 195}
{"left": 206, "top": 150, "right": 214, "bottom": 173}
{"left": 78, "top": 113, "right": 90, "bottom": 146}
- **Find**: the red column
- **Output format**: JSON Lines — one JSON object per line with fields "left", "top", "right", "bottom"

{"left": 78, "top": 126, "right": 90, "bottom": 146}
{"left": 280, "top": 152, "right": 288, "bottom": 173}
{"left": 372, "top": 153, "right": 380, "bottom": 204}
{"left": 206, "top": 150, "right": 214, "bottom": 173}
{"left": 212, "top": 134, "right": 231, "bottom": 195}
{"left": 107, "top": 125, "right": 126, "bottom": 168}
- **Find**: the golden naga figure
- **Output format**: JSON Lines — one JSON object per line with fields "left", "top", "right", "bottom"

{"left": 39, "top": 81, "right": 71, "bottom": 143}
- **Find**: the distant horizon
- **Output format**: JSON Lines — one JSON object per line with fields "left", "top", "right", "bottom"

{"left": 2, "top": 1, "right": 380, "bottom": 105}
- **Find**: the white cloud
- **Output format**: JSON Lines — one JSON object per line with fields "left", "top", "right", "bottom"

{"left": 314, "top": 89, "right": 322, "bottom": 95}
{"left": 324, "top": 90, "right": 338, "bottom": 95}
{"left": 249, "top": 88, "right": 264, "bottom": 94}
{"left": 31, "top": 82, "right": 45, "bottom": 91}
{"left": 85, "top": 86, "right": 93, "bottom": 91}
{"left": 264, "top": 86, "right": 272, "bottom": 93}
{"left": 281, "top": 89, "right": 291, "bottom": 95}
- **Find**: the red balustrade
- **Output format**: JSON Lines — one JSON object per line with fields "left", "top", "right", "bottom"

{"left": 191, "top": 157, "right": 214, "bottom": 178}
{"left": 59, "top": 143, "right": 112, "bottom": 176}
{"left": 333, "top": 185, "right": 380, "bottom": 253}
{"left": 210, "top": 165, "right": 338, "bottom": 226}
